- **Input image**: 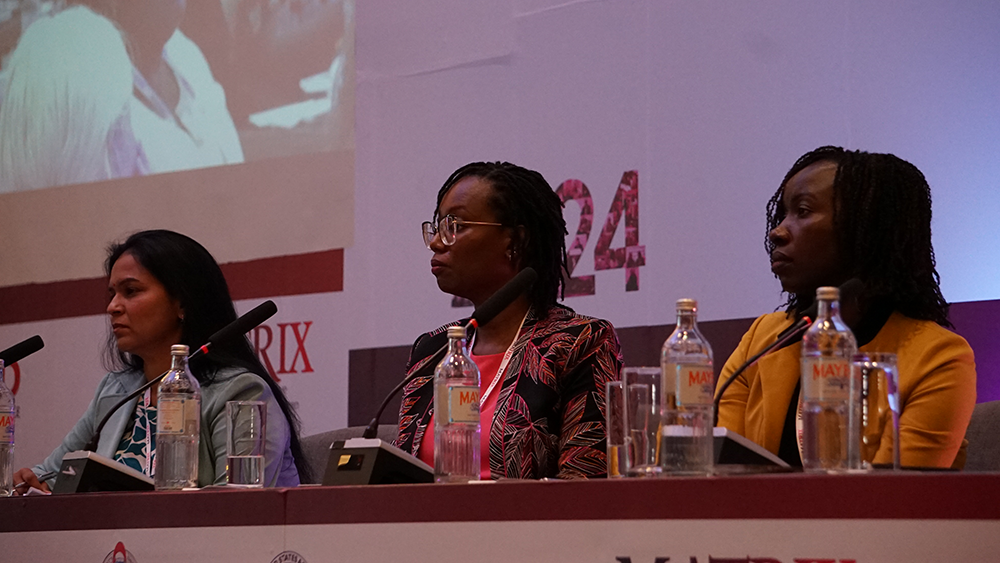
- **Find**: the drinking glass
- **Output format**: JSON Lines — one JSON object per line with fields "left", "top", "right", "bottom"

{"left": 226, "top": 400, "right": 267, "bottom": 487}
{"left": 605, "top": 380, "right": 628, "bottom": 478}
{"left": 622, "top": 367, "right": 662, "bottom": 477}
{"left": 853, "top": 353, "right": 901, "bottom": 470}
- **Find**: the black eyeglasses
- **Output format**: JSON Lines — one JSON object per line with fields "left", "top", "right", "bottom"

{"left": 421, "top": 214, "right": 504, "bottom": 249}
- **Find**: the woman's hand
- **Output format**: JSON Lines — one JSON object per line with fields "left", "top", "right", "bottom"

{"left": 9, "top": 467, "right": 50, "bottom": 496}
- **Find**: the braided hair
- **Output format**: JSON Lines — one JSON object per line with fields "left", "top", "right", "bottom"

{"left": 765, "top": 146, "right": 951, "bottom": 327}
{"left": 435, "top": 162, "right": 568, "bottom": 314}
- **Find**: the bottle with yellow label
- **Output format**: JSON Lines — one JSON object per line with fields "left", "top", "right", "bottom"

{"left": 0, "top": 359, "right": 15, "bottom": 495}
{"left": 800, "top": 286, "right": 858, "bottom": 472}
{"left": 661, "top": 298, "right": 714, "bottom": 475}
{"left": 433, "top": 326, "right": 481, "bottom": 483}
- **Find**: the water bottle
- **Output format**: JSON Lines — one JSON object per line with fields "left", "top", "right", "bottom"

{"left": 0, "top": 360, "right": 14, "bottom": 495}
{"left": 800, "top": 286, "right": 858, "bottom": 472}
{"left": 433, "top": 326, "right": 481, "bottom": 483}
{"left": 156, "top": 344, "right": 201, "bottom": 489}
{"left": 660, "top": 298, "right": 715, "bottom": 474}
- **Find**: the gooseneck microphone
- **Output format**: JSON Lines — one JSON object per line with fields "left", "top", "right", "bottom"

{"left": 466, "top": 268, "right": 539, "bottom": 330}
{"left": 0, "top": 335, "right": 45, "bottom": 366}
{"left": 712, "top": 278, "right": 863, "bottom": 426}
{"left": 83, "top": 300, "right": 278, "bottom": 452}
{"left": 361, "top": 267, "right": 538, "bottom": 439}
{"left": 188, "top": 300, "right": 278, "bottom": 361}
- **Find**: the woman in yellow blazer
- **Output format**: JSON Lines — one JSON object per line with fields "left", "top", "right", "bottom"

{"left": 716, "top": 146, "right": 976, "bottom": 469}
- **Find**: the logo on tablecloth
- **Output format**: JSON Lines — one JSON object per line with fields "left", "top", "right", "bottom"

{"left": 103, "top": 541, "right": 137, "bottom": 563}
{"left": 271, "top": 551, "right": 308, "bottom": 563}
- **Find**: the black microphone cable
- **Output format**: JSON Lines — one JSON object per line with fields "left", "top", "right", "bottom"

{"left": 83, "top": 301, "right": 277, "bottom": 452}
{"left": 361, "top": 268, "right": 538, "bottom": 440}
{"left": 712, "top": 278, "right": 863, "bottom": 426}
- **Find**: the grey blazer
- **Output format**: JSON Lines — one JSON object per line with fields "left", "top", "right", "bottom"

{"left": 32, "top": 366, "right": 299, "bottom": 488}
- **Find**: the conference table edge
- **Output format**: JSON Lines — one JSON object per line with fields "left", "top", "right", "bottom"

{"left": 2, "top": 472, "right": 998, "bottom": 533}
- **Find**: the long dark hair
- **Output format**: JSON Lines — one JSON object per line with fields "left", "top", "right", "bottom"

{"left": 765, "top": 146, "right": 951, "bottom": 327}
{"left": 435, "top": 162, "right": 569, "bottom": 314}
{"left": 104, "top": 229, "right": 311, "bottom": 481}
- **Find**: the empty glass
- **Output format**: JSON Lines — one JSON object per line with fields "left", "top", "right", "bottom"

{"left": 622, "top": 367, "right": 662, "bottom": 477}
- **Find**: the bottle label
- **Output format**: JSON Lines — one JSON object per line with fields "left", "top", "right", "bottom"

{"left": 184, "top": 398, "right": 200, "bottom": 435}
{"left": 0, "top": 409, "right": 13, "bottom": 444}
{"left": 664, "top": 363, "right": 714, "bottom": 407}
{"left": 802, "top": 357, "right": 851, "bottom": 401}
{"left": 159, "top": 398, "right": 191, "bottom": 435}
{"left": 446, "top": 385, "right": 480, "bottom": 424}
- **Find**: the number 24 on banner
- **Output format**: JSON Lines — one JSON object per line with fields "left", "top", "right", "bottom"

{"left": 557, "top": 171, "right": 645, "bottom": 297}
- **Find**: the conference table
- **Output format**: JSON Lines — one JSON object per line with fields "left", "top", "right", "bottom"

{"left": 2, "top": 472, "right": 998, "bottom": 562}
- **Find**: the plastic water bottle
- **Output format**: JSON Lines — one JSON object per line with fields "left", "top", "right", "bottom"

{"left": 660, "top": 298, "right": 715, "bottom": 474}
{"left": 433, "top": 326, "right": 480, "bottom": 483}
{"left": 800, "top": 286, "right": 858, "bottom": 472}
{"left": 0, "top": 360, "right": 14, "bottom": 495}
{"left": 156, "top": 345, "right": 201, "bottom": 489}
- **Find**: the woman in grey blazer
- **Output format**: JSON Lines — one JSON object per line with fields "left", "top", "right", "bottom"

{"left": 12, "top": 230, "right": 308, "bottom": 492}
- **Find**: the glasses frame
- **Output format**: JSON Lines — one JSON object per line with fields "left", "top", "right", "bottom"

{"left": 421, "top": 214, "right": 504, "bottom": 249}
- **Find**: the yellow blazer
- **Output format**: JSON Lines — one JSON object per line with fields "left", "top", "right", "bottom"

{"left": 716, "top": 311, "right": 976, "bottom": 468}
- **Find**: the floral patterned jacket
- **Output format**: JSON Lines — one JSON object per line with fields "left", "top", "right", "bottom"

{"left": 394, "top": 305, "right": 623, "bottom": 479}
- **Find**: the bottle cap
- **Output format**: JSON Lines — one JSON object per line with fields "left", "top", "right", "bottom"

{"left": 171, "top": 344, "right": 190, "bottom": 356}
{"left": 447, "top": 326, "right": 467, "bottom": 339}
{"left": 816, "top": 286, "right": 840, "bottom": 301}
{"left": 676, "top": 298, "right": 697, "bottom": 312}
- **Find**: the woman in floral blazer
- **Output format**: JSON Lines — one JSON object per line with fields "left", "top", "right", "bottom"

{"left": 396, "top": 161, "right": 623, "bottom": 479}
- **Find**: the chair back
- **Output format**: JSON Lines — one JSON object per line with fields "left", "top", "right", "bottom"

{"left": 965, "top": 400, "right": 1000, "bottom": 471}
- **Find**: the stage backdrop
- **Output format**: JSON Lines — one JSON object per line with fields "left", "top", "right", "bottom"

{"left": 2, "top": 0, "right": 999, "bottom": 471}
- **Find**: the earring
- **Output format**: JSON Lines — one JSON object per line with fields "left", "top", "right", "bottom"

{"left": 506, "top": 250, "right": 513, "bottom": 261}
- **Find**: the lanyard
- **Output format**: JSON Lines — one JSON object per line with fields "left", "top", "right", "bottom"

{"left": 795, "top": 392, "right": 804, "bottom": 462}
{"left": 470, "top": 310, "right": 529, "bottom": 408}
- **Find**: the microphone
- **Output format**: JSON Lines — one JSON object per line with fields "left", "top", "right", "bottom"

{"left": 467, "top": 267, "right": 538, "bottom": 330}
{"left": 188, "top": 300, "right": 278, "bottom": 361}
{"left": 82, "top": 300, "right": 278, "bottom": 452}
{"left": 0, "top": 335, "right": 44, "bottom": 366}
{"left": 712, "top": 278, "right": 862, "bottom": 425}
{"left": 361, "top": 267, "right": 537, "bottom": 440}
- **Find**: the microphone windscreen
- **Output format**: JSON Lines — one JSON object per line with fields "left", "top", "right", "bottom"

{"left": 839, "top": 277, "right": 864, "bottom": 304}
{"left": 207, "top": 300, "right": 278, "bottom": 346}
{"left": 0, "top": 335, "right": 44, "bottom": 366}
{"left": 471, "top": 267, "right": 537, "bottom": 328}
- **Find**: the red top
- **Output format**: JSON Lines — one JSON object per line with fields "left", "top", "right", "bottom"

{"left": 417, "top": 351, "right": 504, "bottom": 479}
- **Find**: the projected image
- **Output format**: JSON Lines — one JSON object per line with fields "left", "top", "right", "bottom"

{"left": 0, "top": 0, "right": 354, "bottom": 192}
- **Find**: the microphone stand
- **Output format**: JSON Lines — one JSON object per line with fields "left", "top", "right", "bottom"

{"left": 713, "top": 278, "right": 863, "bottom": 426}
{"left": 359, "top": 271, "right": 535, "bottom": 440}
{"left": 81, "top": 303, "right": 269, "bottom": 452}
{"left": 83, "top": 369, "right": 169, "bottom": 452}
{"left": 361, "top": 344, "right": 452, "bottom": 439}
{"left": 712, "top": 315, "right": 812, "bottom": 426}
